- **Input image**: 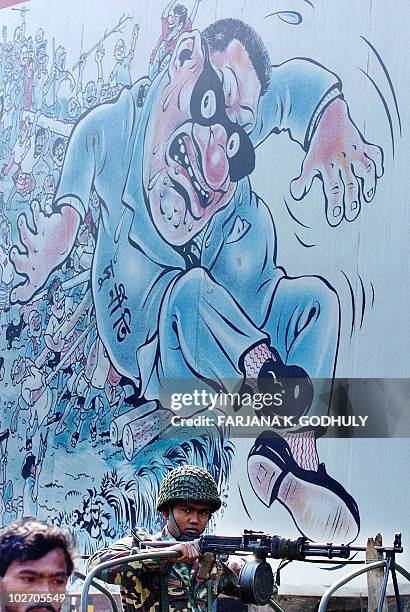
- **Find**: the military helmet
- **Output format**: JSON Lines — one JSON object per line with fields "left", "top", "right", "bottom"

{"left": 156, "top": 465, "right": 222, "bottom": 512}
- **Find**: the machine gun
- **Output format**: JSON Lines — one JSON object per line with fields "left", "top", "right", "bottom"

{"left": 138, "top": 530, "right": 404, "bottom": 607}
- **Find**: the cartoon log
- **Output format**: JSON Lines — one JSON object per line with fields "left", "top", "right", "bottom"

{"left": 122, "top": 410, "right": 160, "bottom": 461}
{"left": 109, "top": 400, "right": 156, "bottom": 445}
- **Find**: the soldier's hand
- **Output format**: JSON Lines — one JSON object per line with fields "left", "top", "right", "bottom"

{"left": 167, "top": 541, "right": 200, "bottom": 564}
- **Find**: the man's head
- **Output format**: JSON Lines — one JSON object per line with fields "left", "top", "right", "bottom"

{"left": 13, "top": 61, "right": 22, "bottom": 80}
{"left": 21, "top": 454, "right": 36, "bottom": 480}
{"left": 84, "top": 81, "right": 96, "bottom": 106}
{"left": 13, "top": 26, "right": 22, "bottom": 44}
{"left": 77, "top": 222, "right": 90, "bottom": 246}
{"left": 34, "top": 128, "right": 47, "bottom": 158}
{"left": 36, "top": 44, "right": 48, "bottom": 69}
{"left": 168, "top": 4, "right": 188, "bottom": 34}
{"left": 143, "top": 18, "right": 271, "bottom": 246}
{"left": 54, "top": 46, "right": 66, "bottom": 71}
{"left": 0, "top": 518, "right": 74, "bottom": 612}
{"left": 4, "top": 94, "right": 12, "bottom": 112}
{"left": 156, "top": 465, "right": 221, "bottom": 540}
{"left": 26, "top": 37, "right": 34, "bottom": 58}
{"left": 66, "top": 96, "right": 79, "bottom": 120}
{"left": 0, "top": 218, "right": 10, "bottom": 245}
{"left": 11, "top": 356, "right": 26, "bottom": 386}
{"left": 43, "top": 174, "right": 55, "bottom": 195}
{"left": 4, "top": 59, "right": 13, "bottom": 80}
{"left": 51, "top": 138, "right": 66, "bottom": 168}
{"left": 114, "top": 38, "right": 126, "bottom": 62}
{"left": 46, "top": 277, "right": 65, "bottom": 319}
{"left": 20, "top": 44, "right": 28, "bottom": 67}
{"left": 27, "top": 311, "right": 42, "bottom": 339}
{"left": 24, "top": 59, "right": 35, "bottom": 79}
{"left": 35, "top": 28, "right": 45, "bottom": 46}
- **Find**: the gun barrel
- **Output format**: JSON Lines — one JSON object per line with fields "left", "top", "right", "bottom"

{"left": 138, "top": 534, "right": 403, "bottom": 561}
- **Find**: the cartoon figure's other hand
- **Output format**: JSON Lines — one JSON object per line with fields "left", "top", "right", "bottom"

{"left": 95, "top": 45, "right": 105, "bottom": 62}
{"left": 52, "top": 330, "right": 65, "bottom": 353}
{"left": 290, "top": 98, "right": 384, "bottom": 227}
{"left": 10, "top": 201, "right": 80, "bottom": 304}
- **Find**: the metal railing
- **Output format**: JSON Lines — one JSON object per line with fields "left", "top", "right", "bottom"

{"left": 80, "top": 550, "right": 182, "bottom": 612}
{"left": 73, "top": 570, "right": 119, "bottom": 612}
{"left": 318, "top": 561, "right": 410, "bottom": 612}
{"left": 79, "top": 549, "right": 410, "bottom": 612}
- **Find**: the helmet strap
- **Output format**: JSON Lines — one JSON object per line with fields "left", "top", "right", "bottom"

{"left": 168, "top": 507, "right": 197, "bottom": 542}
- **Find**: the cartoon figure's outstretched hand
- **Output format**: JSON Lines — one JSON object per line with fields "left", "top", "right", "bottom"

{"left": 290, "top": 98, "right": 384, "bottom": 226}
{"left": 10, "top": 200, "right": 80, "bottom": 304}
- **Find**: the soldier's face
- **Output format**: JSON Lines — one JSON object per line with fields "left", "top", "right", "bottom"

{"left": 143, "top": 31, "right": 260, "bottom": 246}
{"left": 165, "top": 501, "right": 211, "bottom": 537}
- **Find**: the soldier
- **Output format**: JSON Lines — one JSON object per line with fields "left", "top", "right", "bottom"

{"left": 88, "top": 465, "right": 243, "bottom": 610}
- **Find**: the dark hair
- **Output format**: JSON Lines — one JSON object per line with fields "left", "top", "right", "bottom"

{"left": 21, "top": 454, "right": 35, "bottom": 480}
{"left": 0, "top": 518, "right": 75, "bottom": 577}
{"left": 202, "top": 18, "right": 271, "bottom": 95}
{"left": 0, "top": 356, "right": 4, "bottom": 368}
{"left": 35, "top": 127, "right": 46, "bottom": 142}
{"left": 46, "top": 276, "right": 61, "bottom": 305}
{"left": 173, "top": 4, "right": 187, "bottom": 27}
{"left": 52, "top": 137, "right": 66, "bottom": 155}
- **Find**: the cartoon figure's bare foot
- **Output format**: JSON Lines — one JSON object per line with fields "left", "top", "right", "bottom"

{"left": 247, "top": 431, "right": 360, "bottom": 543}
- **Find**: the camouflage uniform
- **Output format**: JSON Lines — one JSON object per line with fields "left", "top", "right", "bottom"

{"left": 87, "top": 525, "right": 233, "bottom": 611}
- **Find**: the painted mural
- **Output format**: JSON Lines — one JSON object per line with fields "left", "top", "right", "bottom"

{"left": 0, "top": 0, "right": 408, "bottom": 584}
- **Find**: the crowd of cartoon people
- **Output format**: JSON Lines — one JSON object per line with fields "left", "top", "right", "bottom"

{"left": 0, "top": 1, "right": 203, "bottom": 528}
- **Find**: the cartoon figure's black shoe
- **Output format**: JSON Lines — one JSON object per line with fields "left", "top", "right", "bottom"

{"left": 256, "top": 348, "right": 314, "bottom": 422}
{"left": 70, "top": 432, "right": 79, "bottom": 448}
{"left": 247, "top": 431, "right": 360, "bottom": 542}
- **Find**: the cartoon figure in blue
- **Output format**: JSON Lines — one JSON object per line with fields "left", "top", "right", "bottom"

{"left": 11, "top": 19, "right": 383, "bottom": 542}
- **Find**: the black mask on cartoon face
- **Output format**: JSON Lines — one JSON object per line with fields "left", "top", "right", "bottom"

{"left": 189, "top": 39, "right": 255, "bottom": 182}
